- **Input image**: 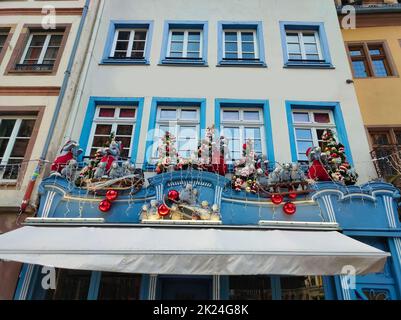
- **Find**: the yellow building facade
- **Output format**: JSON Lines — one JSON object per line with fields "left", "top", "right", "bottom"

{"left": 337, "top": 0, "right": 401, "bottom": 183}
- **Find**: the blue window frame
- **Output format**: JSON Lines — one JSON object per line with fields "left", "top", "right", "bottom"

{"left": 215, "top": 99, "right": 274, "bottom": 165}
{"left": 144, "top": 97, "right": 207, "bottom": 169}
{"left": 217, "top": 22, "right": 266, "bottom": 67}
{"left": 79, "top": 97, "right": 144, "bottom": 163}
{"left": 160, "top": 21, "right": 208, "bottom": 66}
{"left": 279, "top": 22, "right": 333, "bottom": 69}
{"left": 285, "top": 101, "right": 353, "bottom": 165}
{"left": 101, "top": 20, "right": 154, "bottom": 65}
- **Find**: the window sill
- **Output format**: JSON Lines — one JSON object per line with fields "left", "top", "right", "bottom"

{"left": 217, "top": 60, "right": 267, "bottom": 68}
{"left": 6, "top": 69, "right": 54, "bottom": 75}
{"left": 100, "top": 58, "right": 149, "bottom": 65}
{"left": 284, "top": 61, "right": 334, "bottom": 69}
{"left": 159, "top": 59, "right": 208, "bottom": 67}
{"left": 353, "top": 75, "right": 400, "bottom": 80}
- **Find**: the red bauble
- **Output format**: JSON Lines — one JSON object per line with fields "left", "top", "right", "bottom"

{"left": 168, "top": 190, "right": 180, "bottom": 201}
{"left": 271, "top": 194, "right": 284, "bottom": 205}
{"left": 106, "top": 190, "right": 118, "bottom": 202}
{"left": 158, "top": 204, "right": 170, "bottom": 217}
{"left": 288, "top": 192, "right": 297, "bottom": 200}
{"left": 283, "top": 202, "right": 296, "bottom": 215}
{"left": 99, "top": 199, "right": 112, "bottom": 213}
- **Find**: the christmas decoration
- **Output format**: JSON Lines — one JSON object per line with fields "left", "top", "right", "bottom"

{"left": 306, "top": 147, "right": 331, "bottom": 182}
{"left": 106, "top": 190, "right": 118, "bottom": 202}
{"left": 158, "top": 204, "right": 170, "bottom": 217}
{"left": 196, "top": 125, "right": 228, "bottom": 176}
{"left": 283, "top": 202, "right": 297, "bottom": 215}
{"left": 320, "top": 129, "right": 358, "bottom": 185}
{"left": 288, "top": 192, "right": 298, "bottom": 200}
{"left": 155, "top": 131, "right": 179, "bottom": 174}
{"left": 271, "top": 194, "right": 284, "bottom": 205}
{"left": 167, "top": 189, "right": 180, "bottom": 201}
{"left": 99, "top": 199, "right": 112, "bottom": 213}
{"left": 231, "top": 139, "right": 268, "bottom": 193}
{"left": 50, "top": 140, "right": 82, "bottom": 176}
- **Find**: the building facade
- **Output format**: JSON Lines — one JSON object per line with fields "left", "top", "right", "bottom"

{"left": 337, "top": 0, "right": 401, "bottom": 187}
{"left": 0, "top": 0, "right": 400, "bottom": 300}
{"left": 0, "top": 0, "right": 99, "bottom": 300}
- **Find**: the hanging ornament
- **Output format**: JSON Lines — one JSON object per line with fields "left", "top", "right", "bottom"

{"left": 99, "top": 199, "right": 112, "bottom": 213}
{"left": 271, "top": 194, "right": 284, "bottom": 205}
{"left": 167, "top": 189, "right": 180, "bottom": 201}
{"left": 106, "top": 190, "right": 118, "bottom": 202}
{"left": 288, "top": 192, "right": 297, "bottom": 200}
{"left": 158, "top": 204, "right": 170, "bottom": 217}
{"left": 283, "top": 202, "right": 296, "bottom": 215}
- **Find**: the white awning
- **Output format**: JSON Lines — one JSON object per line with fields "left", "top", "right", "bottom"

{"left": 0, "top": 226, "right": 389, "bottom": 276}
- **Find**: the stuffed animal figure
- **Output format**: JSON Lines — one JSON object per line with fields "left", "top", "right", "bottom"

{"left": 50, "top": 140, "right": 82, "bottom": 174}
{"left": 306, "top": 147, "right": 330, "bottom": 181}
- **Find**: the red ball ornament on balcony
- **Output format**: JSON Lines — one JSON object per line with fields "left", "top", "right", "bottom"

{"left": 106, "top": 190, "right": 118, "bottom": 202}
{"left": 271, "top": 194, "right": 284, "bottom": 205}
{"left": 158, "top": 204, "right": 170, "bottom": 217}
{"left": 167, "top": 190, "right": 180, "bottom": 201}
{"left": 288, "top": 192, "right": 297, "bottom": 200}
{"left": 99, "top": 199, "right": 112, "bottom": 213}
{"left": 283, "top": 202, "right": 296, "bottom": 215}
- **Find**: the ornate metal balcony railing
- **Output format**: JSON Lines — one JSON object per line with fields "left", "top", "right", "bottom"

{"left": 370, "top": 145, "right": 401, "bottom": 181}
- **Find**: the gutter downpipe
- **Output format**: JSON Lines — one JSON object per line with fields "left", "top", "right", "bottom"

{"left": 20, "top": 0, "right": 91, "bottom": 215}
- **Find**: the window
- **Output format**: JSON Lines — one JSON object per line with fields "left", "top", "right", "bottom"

{"left": 218, "top": 22, "right": 266, "bottom": 67}
{"left": 110, "top": 29, "right": 147, "bottom": 59}
{"left": 97, "top": 273, "right": 141, "bottom": 300}
{"left": 160, "top": 21, "right": 208, "bottom": 66}
{"left": 348, "top": 42, "right": 395, "bottom": 78}
{"left": 292, "top": 110, "right": 335, "bottom": 161}
{"left": 87, "top": 106, "right": 137, "bottom": 159}
{"left": 280, "top": 276, "right": 325, "bottom": 300}
{"left": 280, "top": 22, "right": 332, "bottom": 68}
{"left": 285, "top": 30, "right": 322, "bottom": 61}
{"left": 153, "top": 106, "right": 199, "bottom": 159}
{"left": 101, "top": 21, "right": 153, "bottom": 65}
{"left": 0, "top": 28, "right": 10, "bottom": 53}
{"left": 0, "top": 116, "right": 36, "bottom": 181}
{"left": 16, "top": 30, "right": 65, "bottom": 71}
{"left": 229, "top": 276, "right": 273, "bottom": 300}
{"left": 221, "top": 108, "right": 265, "bottom": 162}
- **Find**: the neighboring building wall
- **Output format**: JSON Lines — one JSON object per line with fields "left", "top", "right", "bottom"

{"left": 0, "top": 0, "right": 97, "bottom": 300}
{"left": 66, "top": 0, "right": 377, "bottom": 183}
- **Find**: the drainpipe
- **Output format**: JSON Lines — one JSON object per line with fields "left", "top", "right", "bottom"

{"left": 20, "top": 0, "right": 91, "bottom": 214}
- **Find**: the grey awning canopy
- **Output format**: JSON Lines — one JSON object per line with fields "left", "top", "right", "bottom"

{"left": 0, "top": 226, "right": 390, "bottom": 276}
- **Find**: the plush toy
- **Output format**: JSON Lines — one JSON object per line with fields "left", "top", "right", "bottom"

{"left": 234, "top": 177, "right": 243, "bottom": 191}
{"left": 60, "top": 159, "right": 78, "bottom": 181}
{"left": 290, "top": 163, "right": 306, "bottom": 182}
{"left": 306, "top": 147, "right": 330, "bottom": 181}
{"left": 108, "top": 161, "right": 124, "bottom": 179}
{"left": 94, "top": 161, "right": 107, "bottom": 179}
{"left": 50, "top": 140, "right": 82, "bottom": 174}
{"left": 268, "top": 167, "right": 281, "bottom": 185}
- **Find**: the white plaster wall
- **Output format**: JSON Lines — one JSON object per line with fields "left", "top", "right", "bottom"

{"left": 67, "top": 0, "right": 377, "bottom": 183}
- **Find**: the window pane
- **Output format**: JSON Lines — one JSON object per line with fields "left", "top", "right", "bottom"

{"left": 223, "top": 111, "right": 240, "bottom": 121}
{"left": 95, "top": 124, "right": 112, "bottom": 135}
{"left": 0, "top": 138, "right": 9, "bottom": 157}
{"left": 171, "top": 32, "right": 184, "bottom": 41}
{"left": 241, "top": 32, "right": 254, "bottom": 42}
{"left": 160, "top": 109, "right": 177, "bottom": 120}
{"left": 302, "top": 33, "right": 317, "bottom": 44}
{"left": 225, "top": 52, "right": 238, "bottom": 59}
{"left": 352, "top": 60, "right": 368, "bottom": 78}
{"left": 286, "top": 33, "right": 299, "bottom": 43}
{"left": 314, "top": 113, "right": 330, "bottom": 123}
{"left": 44, "top": 269, "right": 91, "bottom": 300}
{"left": 295, "top": 128, "right": 312, "bottom": 140}
{"left": 181, "top": 109, "right": 197, "bottom": 120}
{"left": 10, "top": 139, "right": 29, "bottom": 157}
{"left": 371, "top": 133, "right": 390, "bottom": 146}
{"left": 306, "top": 54, "right": 320, "bottom": 61}
{"left": 97, "top": 273, "right": 141, "bottom": 300}
{"left": 253, "top": 140, "right": 263, "bottom": 153}
{"left": 116, "top": 125, "right": 133, "bottom": 136}
{"left": 349, "top": 49, "right": 362, "bottom": 57}
{"left": 170, "top": 42, "right": 184, "bottom": 52}
{"left": 169, "top": 52, "right": 183, "bottom": 58}
{"left": 288, "top": 43, "right": 301, "bottom": 54}
{"left": 187, "top": 52, "right": 200, "bottom": 58}
{"left": 0, "top": 119, "right": 16, "bottom": 137}
{"left": 281, "top": 276, "right": 325, "bottom": 300}
{"left": 49, "top": 35, "right": 63, "bottom": 46}
{"left": 242, "top": 53, "right": 255, "bottom": 59}
{"left": 229, "top": 276, "right": 272, "bottom": 300}
{"left": 44, "top": 47, "right": 59, "bottom": 61}
{"left": 188, "top": 32, "right": 201, "bottom": 41}
{"left": 18, "top": 120, "right": 35, "bottom": 137}
{"left": 394, "top": 132, "right": 401, "bottom": 145}
{"left": 225, "top": 32, "right": 237, "bottom": 42}
{"left": 187, "top": 42, "right": 200, "bottom": 52}
{"left": 99, "top": 108, "right": 115, "bottom": 118}
{"left": 297, "top": 141, "right": 314, "bottom": 154}
{"left": 117, "top": 31, "right": 130, "bottom": 41}
{"left": 293, "top": 112, "right": 310, "bottom": 123}
{"left": 92, "top": 136, "right": 111, "bottom": 148}
{"left": 244, "top": 127, "right": 261, "bottom": 140}
{"left": 30, "top": 35, "right": 46, "bottom": 47}
{"left": 242, "top": 42, "right": 255, "bottom": 53}
{"left": 179, "top": 126, "right": 197, "bottom": 139}
{"left": 223, "top": 127, "right": 240, "bottom": 139}
{"left": 316, "top": 129, "right": 326, "bottom": 142}
{"left": 243, "top": 111, "right": 260, "bottom": 121}
{"left": 119, "top": 109, "right": 136, "bottom": 118}
{"left": 134, "top": 31, "right": 147, "bottom": 41}
{"left": 225, "top": 42, "right": 238, "bottom": 52}
{"left": 2, "top": 159, "right": 22, "bottom": 180}
{"left": 305, "top": 44, "right": 318, "bottom": 54}
{"left": 115, "top": 41, "right": 129, "bottom": 51}
{"left": 372, "top": 59, "right": 388, "bottom": 77}
{"left": 117, "top": 137, "right": 132, "bottom": 149}
{"left": 289, "top": 53, "right": 302, "bottom": 60}
{"left": 132, "top": 41, "right": 145, "bottom": 51}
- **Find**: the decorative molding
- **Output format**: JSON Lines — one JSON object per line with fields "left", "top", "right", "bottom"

{"left": 0, "top": 86, "right": 60, "bottom": 96}
{"left": 0, "top": 8, "right": 84, "bottom": 16}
